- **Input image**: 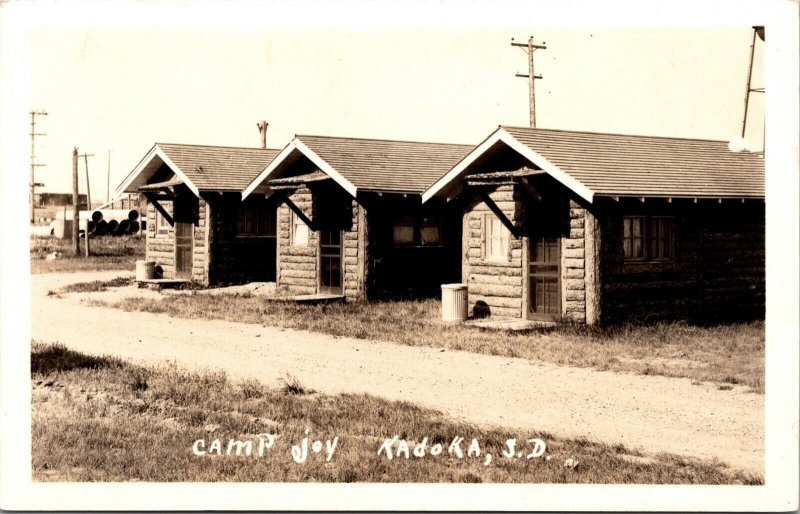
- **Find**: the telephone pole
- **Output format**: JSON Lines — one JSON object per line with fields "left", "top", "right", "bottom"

{"left": 741, "top": 26, "right": 765, "bottom": 139}
{"left": 72, "top": 148, "right": 80, "bottom": 256}
{"left": 511, "top": 36, "right": 547, "bottom": 128}
{"left": 29, "top": 110, "right": 48, "bottom": 223}
{"left": 78, "top": 152, "right": 95, "bottom": 209}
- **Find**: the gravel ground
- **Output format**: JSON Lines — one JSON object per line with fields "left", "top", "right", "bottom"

{"left": 31, "top": 271, "right": 764, "bottom": 475}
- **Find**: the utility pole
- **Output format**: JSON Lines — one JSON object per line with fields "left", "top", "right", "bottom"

{"left": 78, "top": 152, "right": 95, "bottom": 209}
{"left": 741, "top": 26, "right": 765, "bottom": 139}
{"left": 512, "top": 36, "right": 547, "bottom": 128}
{"left": 29, "top": 110, "right": 48, "bottom": 224}
{"left": 72, "top": 148, "right": 80, "bottom": 256}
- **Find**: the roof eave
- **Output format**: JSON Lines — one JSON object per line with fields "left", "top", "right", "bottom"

{"left": 116, "top": 144, "right": 200, "bottom": 198}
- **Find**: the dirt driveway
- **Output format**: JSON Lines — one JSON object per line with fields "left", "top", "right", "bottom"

{"left": 30, "top": 271, "right": 764, "bottom": 475}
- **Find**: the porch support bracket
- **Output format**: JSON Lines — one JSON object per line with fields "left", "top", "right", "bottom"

{"left": 143, "top": 192, "right": 174, "bottom": 226}
{"left": 476, "top": 189, "right": 522, "bottom": 239}
{"left": 274, "top": 192, "right": 318, "bottom": 232}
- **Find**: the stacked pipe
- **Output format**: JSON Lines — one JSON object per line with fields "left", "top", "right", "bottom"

{"left": 52, "top": 209, "right": 142, "bottom": 237}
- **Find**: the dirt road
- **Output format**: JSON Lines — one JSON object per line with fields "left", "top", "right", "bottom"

{"left": 30, "top": 271, "right": 764, "bottom": 474}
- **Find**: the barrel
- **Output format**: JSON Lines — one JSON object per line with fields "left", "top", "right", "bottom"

{"left": 135, "top": 260, "right": 156, "bottom": 281}
{"left": 441, "top": 283, "right": 468, "bottom": 322}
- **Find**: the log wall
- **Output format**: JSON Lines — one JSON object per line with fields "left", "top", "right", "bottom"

{"left": 363, "top": 195, "right": 461, "bottom": 299}
{"left": 276, "top": 186, "right": 318, "bottom": 295}
{"left": 145, "top": 199, "right": 176, "bottom": 279}
{"left": 191, "top": 197, "right": 208, "bottom": 283}
{"left": 207, "top": 194, "right": 277, "bottom": 285}
{"left": 562, "top": 199, "right": 588, "bottom": 323}
{"left": 463, "top": 184, "right": 525, "bottom": 319}
{"left": 600, "top": 199, "right": 765, "bottom": 323}
{"left": 145, "top": 192, "right": 209, "bottom": 283}
{"left": 276, "top": 186, "right": 365, "bottom": 299}
{"left": 343, "top": 196, "right": 363, "bottom": 299}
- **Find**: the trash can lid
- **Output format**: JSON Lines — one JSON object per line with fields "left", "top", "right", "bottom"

{"left": 441, "top": 283, "right": 467, "bottom": 290}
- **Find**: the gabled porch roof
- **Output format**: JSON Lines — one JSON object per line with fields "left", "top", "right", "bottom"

{"left": 422, "top": 126, "right": 766, "bottom": 203}
{"left": 242, "top": 135, "right": 473, "bottom": 200}
{"left": 117, "top": 143, "right": 280, "bottom": 197}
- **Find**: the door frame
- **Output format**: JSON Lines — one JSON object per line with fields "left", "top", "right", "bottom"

{"left": 318, "top": 227, "right": 344, "bottom": 295}
{"left": 174, "top": 220, "right": 194, "bottom": 279}
{"left": 527, "top": 234, "right": 561, "bottom": 321}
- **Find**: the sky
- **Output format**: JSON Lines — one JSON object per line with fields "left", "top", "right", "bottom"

{"left": 23, "top": 25, "right": 764, "bottom": 198}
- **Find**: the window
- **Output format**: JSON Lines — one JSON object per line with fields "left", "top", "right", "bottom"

{"left": 156, "top": 208, "right": 170, "bottom": 236}
{"left": 484, "top": 213, "right": 510, "bottom": 261}
{"left": 291, "top": 211, "right": 309, "bottom": 246}
{"left": 392, "top": 210, "right": 442, "bottom": 247}
{"left": 420, "top": 213, "right": 441, "bottom": 246}
{"left": 237, "top": 202, "right": 276, "bottom": 237}
{"left": 623, "top": 217, "right": 644, "bottom": 260}
{"left": 649, "top": 217, "right": 674, "bottom": 260}
{"left": 623, "top": 216, "right": 675, "bottom": 262}
{"left": 392, "top": 212, "right": 415, "bottom": 246}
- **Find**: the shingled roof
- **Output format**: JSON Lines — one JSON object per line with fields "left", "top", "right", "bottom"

{"left": 243, "top": 135, "right": 474, "bottom": 199}
{"left": 117, "top": 143, "right": 280, "bottom": 196}
{"left": 423, "top": 126, "right": 765, "bottom": 203}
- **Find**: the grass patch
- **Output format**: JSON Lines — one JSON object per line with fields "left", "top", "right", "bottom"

{"left": 31, "top": 343, "right": 761, "bottom": 484}
{"left": 30, "top": 235, "right": 144, "bottom": 274}
{"left": 52, "top": 277, "right": 133, "bottom": 295}
{"left": 91, "top": 294, "right": 765, "bottom": 392}
{"left": 280, "top": 374, "right": 315, "bottom": 395}
{"left": 31, "top": 341, "right": 124, "bottom": 374}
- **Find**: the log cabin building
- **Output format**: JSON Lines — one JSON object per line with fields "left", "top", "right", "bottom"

{"left": 117, "top": 143, "right": 280, "bottom": 285}
{"left": 242, "top": 135, "right": 473, "bottom": 300}
{"left": 423, "top": 126, "right": 765, "bottom": 324}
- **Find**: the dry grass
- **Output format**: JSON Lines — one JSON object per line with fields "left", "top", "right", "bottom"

{"left": 30, "top": 235, "right": 144, "bottom": 274}
{"left": 50, "top": 277, "right": 133, "bottom": 296}
{"left": 92, "top": 294, "right": 765, "bottom": 393}
{"left": 31, "top": 342, "right": 761, "bottom": 484}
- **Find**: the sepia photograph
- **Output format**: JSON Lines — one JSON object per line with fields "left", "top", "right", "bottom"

{"left": 0, "top": 0, "right": 797, "bottom": 511}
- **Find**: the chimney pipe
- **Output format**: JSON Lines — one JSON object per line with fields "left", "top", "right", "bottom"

{"left": 257, "top": 121, "right": 268, "bottom": 149}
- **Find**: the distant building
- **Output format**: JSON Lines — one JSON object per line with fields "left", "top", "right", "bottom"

{"left": 35, "top": 192, "right": 88, "bottom": 208}
{"left": 32, "top": 193, "right": 89, "bottom": 225}
{"left": 97, "top": 192, "right": 147, "bottom": 212}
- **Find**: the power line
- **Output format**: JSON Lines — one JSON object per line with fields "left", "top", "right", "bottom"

{"left": 29, "top": 109, "right": 48, "bottom": 224}
{"left": 511, "top": 36, "right": 547, "bottom": 128}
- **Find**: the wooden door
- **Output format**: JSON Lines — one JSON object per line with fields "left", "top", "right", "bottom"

{"left": 319, "top": 228, "right": 343, "bottom": 294}
{"left": 529, "top": 236, "right": 560, "bottom": 320}
{"left": 175, "top": 221, "right": 193, "bottom": 279}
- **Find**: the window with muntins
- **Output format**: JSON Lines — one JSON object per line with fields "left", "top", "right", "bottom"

{"left": 156, "top": 208, "right": 170, "bottom": 236}
{"left": 484, "top": 213, "right": 510, "bottom": 261}
{"left": 392, "top": 212, "right": 415, "bottom": 246}
{"left": 291, "top": 211, "right": 310, "bottom": 246}
{"left": 237, "top": 202, "right": 276, "bottom": 237}
{"left": 623, "top": 215, "right": 675, "bottom": 262}
{"left": 392, "top": 210, "right": 442, "bottom": 247}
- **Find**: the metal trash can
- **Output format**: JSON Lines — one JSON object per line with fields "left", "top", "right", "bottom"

{"left": 135, "top": 260, "right": 156, "bottom": 281}
{"left": 441, "top": 283, "right": 468, "bottom": 322}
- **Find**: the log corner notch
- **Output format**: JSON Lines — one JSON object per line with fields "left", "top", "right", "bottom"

{"left": 476, "top": 189, "right": 522, "bottom": 239}
{"left": 584, "top": 208, "right": 602, "bottom": 325}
